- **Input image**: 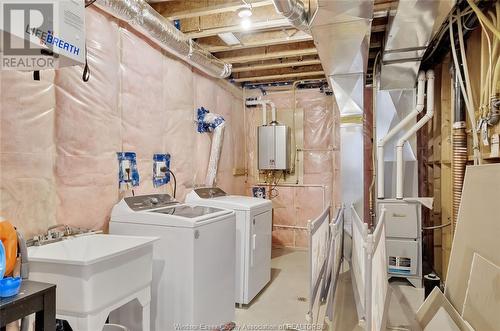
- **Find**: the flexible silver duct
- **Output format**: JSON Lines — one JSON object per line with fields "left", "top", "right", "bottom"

{"left": 272, "top": 0, "right": 310, "bottom": 33}
{"left": 95, "top": 0, "right": 232, "bottom": 78}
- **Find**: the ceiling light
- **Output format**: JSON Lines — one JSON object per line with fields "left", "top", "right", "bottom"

{"left": 237, "top": 6, "right": 252, "bottom": 18}
{"left": 241, "top": 18, "right": 252, "bottom": 30}
{"left": 218, "top": 32, "right": 241, "bottom": 46}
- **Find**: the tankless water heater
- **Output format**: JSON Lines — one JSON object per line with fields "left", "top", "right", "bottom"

{"left": 257, "top": 124, "right": 291, "bottom": 170}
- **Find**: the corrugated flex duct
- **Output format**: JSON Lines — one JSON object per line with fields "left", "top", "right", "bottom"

{"left": 95, "top": 0, "right": 232, "bottom": 78}
{"left": 273, "top": 0, "right": 311, "bottom": 33}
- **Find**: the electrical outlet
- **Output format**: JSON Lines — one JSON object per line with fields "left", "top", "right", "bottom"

{"left": 155, "top": 161, "right": 167, "bottom": 178}
{"left": 152, "top": 153, "right": 171, "bottom": 188}
{"left": 117, "top": 152, "right": 140, "bottom": 190}
{"left": 120, "top": 159, "right": 131, "bottom": 177}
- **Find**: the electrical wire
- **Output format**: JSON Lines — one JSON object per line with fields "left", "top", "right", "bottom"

{"left": 479, "top": 17, "right": 492, "bottom": 119}
{"left": 82, "top": 0, "right": 97, "bottom": 81}
{"left": 449, "top": 17, "right": 482, "bottom": 165}
{"left": 125, "top": 168, "right": 135, "bottom": 197}
{"left": 167, "top": 169, "right": 177, "bottom": 198}
{"left": 82, "top": 44, "right": 90, "bottom": 82}
{"left": 423, "top": 8, "right": 476, "bottom": 63}
{"left": 466, "top": 0, "right": 500, "bottom": 40}
{"left": 85, "top": 0, "right": 97, "bottom": 8}
{"left": 268, "top": 171, "right": 283, "bottom": 199}
{"left": 422, "top": 222, "right": 452, "bottom": 230}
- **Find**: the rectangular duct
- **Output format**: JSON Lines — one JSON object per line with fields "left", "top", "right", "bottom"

{"left": 308, "top": 0, "right": 373, "bottom": 220}
{"left": 380, "top": 0, "right": 455, "bottom": 89}
{"left": 309, "top": 0, "right": 373, "bottom": 77}
{"left": 272, "top": 0, "right": 372, "bottom": 220}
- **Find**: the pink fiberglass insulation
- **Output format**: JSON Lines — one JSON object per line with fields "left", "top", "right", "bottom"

{"left": 55, "top": 8, "right": 121, "bottom": 230}
{"left": 193, "top": 73, "right": 246, "bottom": 194}
{"left": 0, "top": 70, "right": 57, "bottom": 238}
{"left": 0, "top": 7, "right": 246, "bottom": 236}
{"left": 120, "top": 26, "right": 171, "bottom": 198}
{"left": 162, "top": 109, "right": 197, "bottom": 199}
{"left": 121, "top": 28, "right": 165, "bottom": 161}
{"left": 300, "top": 90, "right": 334, "bottom": 150}
{"left": 193, "top": 74, "right": 217, "bottom": 185}
{"left": 244, "top": 89, "right": 340, "bottom": 248}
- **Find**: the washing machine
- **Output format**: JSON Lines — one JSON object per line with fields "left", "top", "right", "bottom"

{"left": 109, "top": 194, "right": 235, "bottom": 331}
{"left": 186, "top": 187, "right": 272, "bottom": 305}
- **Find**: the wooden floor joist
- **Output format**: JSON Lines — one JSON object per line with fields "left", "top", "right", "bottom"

{"left": 202, "top": 32, "right": 313, "bottom": 52}
{"left": 232, "top": 59, "right": 322, "bottom": 72}
{"left": 221, "top": 48, "right": 318, "bottom": 63}
{"left": 185, "top": 18, "right": 291, "bottom": 39}
{"left": 164, "top": 0, "right": 274, "bottom": 20}
{"left": 153, "top": 0, "right": 394, "bottom": 86}
{"left": 232, "top": 71, "right": 325, "bottom": 83}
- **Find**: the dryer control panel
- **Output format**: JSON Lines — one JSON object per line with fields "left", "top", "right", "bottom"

{"left": 125, "top": 194, "right": 178, "bottom": 211}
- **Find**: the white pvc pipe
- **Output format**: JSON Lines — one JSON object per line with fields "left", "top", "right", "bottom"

{"left": 262, "top": 103, "right": 268, "bottom": 126}
{"left": 395, "top": 70, "right": 435, "bottom": 199}
{"left": 270, "top": 102, "right": 277, "bottom": 123}
{"left": 376, "top": 71, "right": 426, "bottom": 199}
{"left": 245, "top": 99, "right": 269, "bottom": 126}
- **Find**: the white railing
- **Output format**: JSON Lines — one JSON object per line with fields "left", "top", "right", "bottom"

{"left": 324, "top": 207, "right": 345, "bottom": 322}
{"left": 307, "top": 206, "right": 345, "bottom": 324}
{"left": 351, "top": 205, "right": 389, "bottom": 331}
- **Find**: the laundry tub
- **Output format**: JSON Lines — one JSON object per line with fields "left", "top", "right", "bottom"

{"left": 28, "top": 234, "right": 158, "bottom": 331}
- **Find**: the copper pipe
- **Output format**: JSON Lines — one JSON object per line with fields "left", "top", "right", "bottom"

{"left": 452, "top": 124, "right": 467, "bottom": 231}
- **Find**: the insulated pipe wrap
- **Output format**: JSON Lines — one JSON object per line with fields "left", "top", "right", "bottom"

{"left": 452, "top": 126, "right": 467, "bottom": 231}
{"left": 95, "top": 0, "right": 231, "bottom": 78}
{"left": 205, "top": 124, "right": 225, "bottom": 187}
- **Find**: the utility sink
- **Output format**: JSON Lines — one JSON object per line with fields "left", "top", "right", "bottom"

{"left": 28, "top": 234, "right": 158, "bottom": 317}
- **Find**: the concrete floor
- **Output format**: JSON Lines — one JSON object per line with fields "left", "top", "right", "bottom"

{"left": 235, "top": 248, "right": 311, "bottom": 329}
{"left": 235, "top": 247, "right": 424, "bottom": 331}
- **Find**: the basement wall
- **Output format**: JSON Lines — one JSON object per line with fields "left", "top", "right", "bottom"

{"left": 0, "top": 7, "right": 245, "bottom": 238}
{"left": 244, "top": 89, "right": 341, "bottom": 248}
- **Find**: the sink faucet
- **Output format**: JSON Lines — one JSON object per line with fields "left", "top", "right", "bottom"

{"left": 27, "top": 224, "right": 94, "bottom": 247}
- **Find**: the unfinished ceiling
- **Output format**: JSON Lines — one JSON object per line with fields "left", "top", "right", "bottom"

{"left": 151, "top": 0, "right": 398, "bottom": 87}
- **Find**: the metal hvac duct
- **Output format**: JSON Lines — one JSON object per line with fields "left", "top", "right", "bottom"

{"left": 95, "top": 0, "right": 231, "bottom": 78}
{"left": 273, "top": 0, "right": 311, "bottom": 32}
{"left": 272, "top": 0, "right": 372, "bottom": 79}
{"left": 272, "top": 0, "right": 373, "bottom": 220}
{"left": 379, "top": 0, "right": 455, "bottom": 89}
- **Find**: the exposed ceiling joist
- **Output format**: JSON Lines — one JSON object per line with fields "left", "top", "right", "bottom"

{"left": 223, "top": 47, "right": 379, "bottom": 64}
{"left": 211, "top": 38, "right": 382, "bottom": 54}
{"left": 152, "top": 0, "right": 395, "bottom": 86}
{"left": 371, "top": 24, "right": 387, "bottom": 33}
{"left": 189, "top": 22, "right": 386, "bottom": 40}
{"left": 186, "top": 18, "right": 291, "bottom": 39}
{"left": 203, "top": 32, "right": 313, "bottom": 52}
{"left": 221, "top": 48, "right": 318, "bottom": 64}
{"left": 165, "top": 0, "right": 274, "bottom": 20}
{"left": 233, "top": 71, "right": 325, "bottom": 83}
{"left": 232, "top": 59, "right": 322, "bottom": 73}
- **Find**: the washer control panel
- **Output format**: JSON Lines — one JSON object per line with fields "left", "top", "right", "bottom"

{"left": 125, "top": 194, "right": 178, "bottom": 211}
{"left": 193, "top": 187, "right": 227, "bottom": 199}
